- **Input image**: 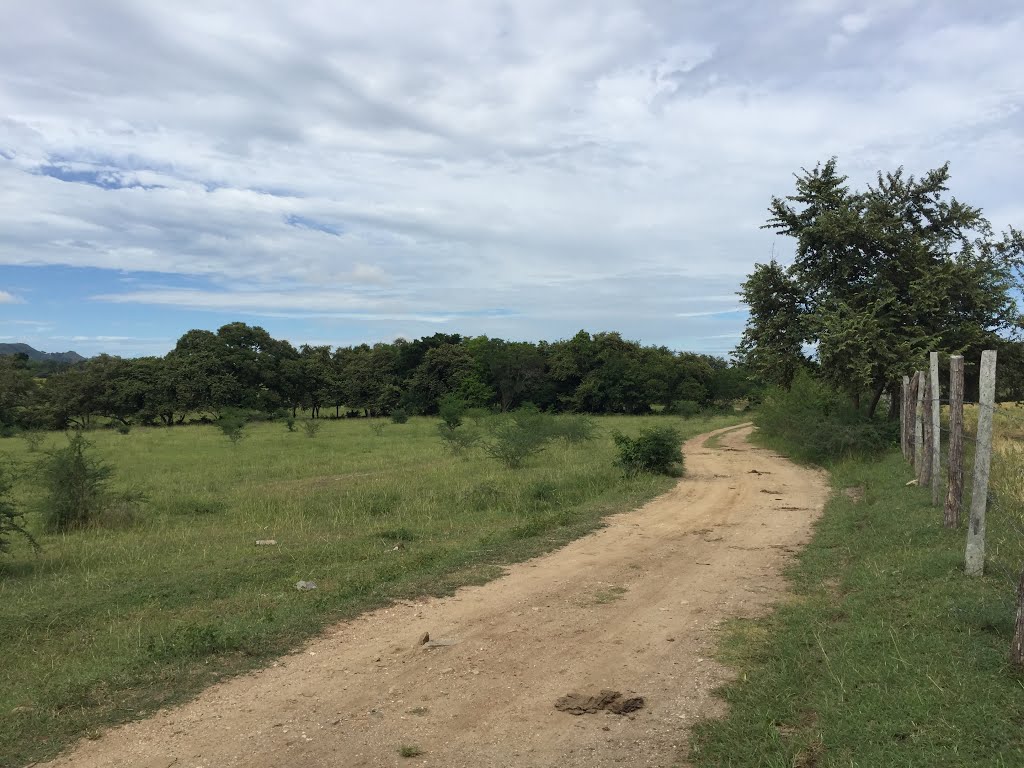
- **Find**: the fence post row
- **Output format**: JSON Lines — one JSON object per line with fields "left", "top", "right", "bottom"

{"left": 965, "top": 349, "right": 997, "bottom": 577}
{"left": 944, "top": 356, "right": 965, "bottom": 529}
{"left": 930, "top": 352, "right": 941, "bottom": 506}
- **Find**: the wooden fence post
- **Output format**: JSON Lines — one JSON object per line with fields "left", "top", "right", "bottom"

{"left": 914, "top": 370, "right": 925, "bottom": 473}
{"left": 930, "top": 352, "right": 941, "bottom": 505}
{"left": 1012, "top": 568, "right": 1024, "bottom": 667}
{"left": 965, "top": 349, "right": 997, "bottom": 576}
{"left": 920, "top": 369, "right": 933, "bottom": 487}
{"left": 907, "top": 371, "right": 920, "bottom": 467}
{"left": 944, "top": 356, "right": 965, "bottom": 528}
{"left": 901, "top": 375, "right": 910, "bottom": 459}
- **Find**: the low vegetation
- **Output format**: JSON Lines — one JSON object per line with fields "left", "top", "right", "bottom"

{"left": 754, "top": 371, "right": 898, "bottom": 464}
{"left": 692, "top": 398, "right": 1024, "bottom": 765}
{"left": 0, "top": 411, "right": 740, "bottom": 766}
{"left": 612, "top": 426, "right": 685, "bottom": 477}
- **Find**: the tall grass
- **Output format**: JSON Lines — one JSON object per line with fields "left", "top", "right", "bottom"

{"left": 0, "top": 412, "right": 742, "bottom": 766}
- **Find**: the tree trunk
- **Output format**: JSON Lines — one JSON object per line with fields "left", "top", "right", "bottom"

{"left": 887, "top": 383, "right": 899, "bottom": 420}
{"left": 1012, "top": 568, "right": 1024, "bottom": 667}
{"left": 866, "top": 382, "right": 886, "bottom": 419}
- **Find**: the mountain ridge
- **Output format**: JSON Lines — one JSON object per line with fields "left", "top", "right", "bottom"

{"left": 0, "top": 342, "right": 86, "bottom": 364}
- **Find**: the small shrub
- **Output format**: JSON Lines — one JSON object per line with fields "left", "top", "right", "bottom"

{"left": 39, "top": 433, "right": 114, "bottom": 532}
{"left": 398, "top": 745, "right": 424, "bottom": 758}
{"left": 0, "top": 425, "right": 18, "bottom": 439}
{"left": 370, "top": 422, "right": 387, "bottom": 437}
{"left": 302, "top": 420, "right": 322, "bottom": 439}
{"left": 668, "top": 399, "right": 702, "bottom": 418}
{"left": 115, "top": 422, "right": 132, "bottom": 435}
{"left": 483, "top": 417, "right": 549, "bottom": 469}
{"left": 21, "top": 430, "right": 45, "bottom": 452}
{"left": 217, "top": 412, "right": 247, "bottom": 444}
{"left": 613, "top": 426, "right": 685, "bottom": 477}
{"left": 0, "top": 462, "right": 39, "bottom": 555}
{"left": 390, "top": 408, "right": 410, "bottom": 424}
{"left": 438, "top": 394, "right": 467, "bottom": 429}
{"left": 437, "top": 423, "right": 480, "bottom": 455}
{"left": 285, "top": 417, "right": 296, "bottom": 433}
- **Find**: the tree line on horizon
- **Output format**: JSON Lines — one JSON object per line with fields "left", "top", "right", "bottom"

{"left": 0, "top": 327, "right": 758, "bottom": 431}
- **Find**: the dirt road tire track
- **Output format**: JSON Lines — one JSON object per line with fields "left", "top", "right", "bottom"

{"left": 41, "top": 424, "right": 829, "bottom": 768}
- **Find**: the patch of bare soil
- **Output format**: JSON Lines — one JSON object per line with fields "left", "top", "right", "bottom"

{"left": 40, "top": 424, "right": 829, "bottom": 768}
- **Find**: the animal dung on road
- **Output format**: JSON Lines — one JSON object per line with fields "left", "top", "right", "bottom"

{"left": 554, "top": 689, "right": 645, "bottom": 716}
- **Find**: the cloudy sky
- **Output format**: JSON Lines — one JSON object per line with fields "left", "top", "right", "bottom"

{"left": 1, "top": 1, "right": 1022, "bottom": 358}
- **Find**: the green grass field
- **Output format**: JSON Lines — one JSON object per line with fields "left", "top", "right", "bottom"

{"left": 690, "top": 422, "right": 1024, "bottom": 766}
{"left": 0, "top": 412, "right": 743, "bottom": 767}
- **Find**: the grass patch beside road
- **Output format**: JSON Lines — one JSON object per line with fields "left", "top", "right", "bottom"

{"left": 690, "top": 447, "right": 1024, "bottom": 767}
{"left": 0, "top": 412, "right": 740, "bottom": 767}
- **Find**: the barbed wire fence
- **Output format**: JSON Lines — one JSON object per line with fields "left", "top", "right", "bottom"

{"left": 900, "top": 352, "right": 1024, "bottom": 665}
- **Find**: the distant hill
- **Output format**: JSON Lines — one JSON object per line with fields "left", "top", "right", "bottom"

{"left": 0, "top": 343, "right": 86, "bottom": 364}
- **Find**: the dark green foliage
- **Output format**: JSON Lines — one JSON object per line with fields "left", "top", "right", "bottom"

{"left": 755, "top": 370, "right": 898, "bottom": 464}
{"left": 3, "top": 324, "right": 757, "bottom": 429}
{"left": 38, "top": 433, "right": 114, "bottom": 532}
{"left": 0, "top": 462, "right": 39, "bottom": 555}
{"left": 612, "top": 426, "right": 684, "bottom": 477}
{"left": 390, "top": 408, "right": 410, "bottom": 424}
{"left": 217, "top": 409, "right": 247, "bottom": 444}
{"left": 21, "top": 430, "right": 45, "bottom": 452}
{"left": 667, "top": 399, "right": 702, "bottom": 418}
{"left": 301, "top": 420, "right": 322, "bottom": 439}
{"left": 285, "top": 417, "right": 296, "bottom": 432}
{"left": 438, "top": 394, "right": 467, "bottom": 429}
{"left": 738, "top": 159, "right": 1024, "bottom": 415}
{"left": 115, "top": 422, "right": 132, "bottom": 435}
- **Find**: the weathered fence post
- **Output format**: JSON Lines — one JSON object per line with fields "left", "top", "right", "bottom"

{"left": 907, "top": 371, "right": 920, "bottom": 467}
{"left": 1012, "top": 568, "right": 1024, "bottom": 667}
{"left": 930, "top": 352, "right": 941, "bottom": 505}
{"left": 965, "top": 349, "right": 996, "bottom": 576}
{"left": 901, "top": 375, "right": 910, "bottom": 459}
{"left": 944, "top": 356, "right": 965, "bottom": 528}
{"left": 919, "top": 369, "right": 934, "bottom": 488}
{"left": 914, "top": 370, "right": 924, "bottom": 473}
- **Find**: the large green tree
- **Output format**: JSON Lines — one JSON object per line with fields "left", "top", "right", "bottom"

{"left": 738, "top": 159, "right": 1023, "bottom": 415}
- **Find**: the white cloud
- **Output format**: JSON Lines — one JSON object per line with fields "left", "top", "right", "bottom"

{"left": 0, "top": 290, "right": 23, "bottom": 304}
{"left": 0, "top": 1, "right": 1022, "bottom": 353}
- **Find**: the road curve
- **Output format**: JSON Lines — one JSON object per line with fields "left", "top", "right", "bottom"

{"left": 41, "top": 424, "right": 829, "bottom": 768}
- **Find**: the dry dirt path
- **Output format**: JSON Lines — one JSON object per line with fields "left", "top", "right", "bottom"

{"left": 42, "top": 424, "right": 829, "bottom": 768}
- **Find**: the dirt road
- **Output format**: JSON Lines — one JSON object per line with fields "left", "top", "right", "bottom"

{"left": 42, "top": 424, "right": 829, "bottom": 768}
